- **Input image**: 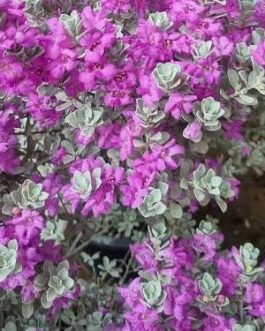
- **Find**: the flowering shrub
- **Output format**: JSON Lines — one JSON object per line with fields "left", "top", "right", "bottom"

{"left": 0, "top": 0, "right": 265, "bottom": 330}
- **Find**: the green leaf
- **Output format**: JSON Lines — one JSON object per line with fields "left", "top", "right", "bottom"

{"left": 72, "top": 170, "right": 93, "bottom": 199}
{"left": 153, "top": 62, "right": 183, "bottom": 91}
{"left": 22, "top": 303, "right": 34, "bottom": 319}
{"left": 3, "top": 322, "right": 17, "bottom": 331}
{"left": 193, "top": 40, "right": 213, "bottom": 59}
{"left": 235, "top": 94, "right": 258, "bottom": 106}
{"left": 41, "top": 292, "right": 52, "bottom": 309}
{"left": 141, "top": 278, "right": 165, "bottom": 307}
{"left": 199, "top": 272, "right": 222, "bottom": 297}
{"left": 0, "top": 240, "right": 18, "bottom": 282}
{"left": 233, "top": 324, "right": 256, "bottom": 331}
{"left": 227, "top": 69, "right": 242, "bottom": 91}
{"left": 60, "top": 10, "right": 83, "bottom": 39}
{"left": 148, "top": 11, "right": 172, "bottom": 30}
{"left": 169, "top": 202, "right": 183, "bottom": 219}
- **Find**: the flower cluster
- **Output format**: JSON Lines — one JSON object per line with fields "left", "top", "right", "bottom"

{"left": 117, "top": 220, "right": 265, "bottom": 331}
{"left": 0, "top": 208, "right": 79, "bottom": 321}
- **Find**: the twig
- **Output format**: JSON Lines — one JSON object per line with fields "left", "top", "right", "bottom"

{"left": 67, "top": 231, "right": 83, "bottom": 257}
{"left": 119, "top": 255, "right": 133, "bottom": 285}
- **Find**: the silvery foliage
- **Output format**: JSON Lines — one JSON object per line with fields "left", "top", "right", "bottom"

{"left": 24, "top": 0, "right": 86, "bottom": 29}
{"left": 61, "top": 309, "right": 113, "bottom": 331}
{"left": 24, "top": 0, "right": 46, "bottom": 27}
{"left": 136, "top": 98, "right": 165, "bottom": 129}
{"left": 199, "top": 272, "right": 222, "bottom": 300}
{"left": 239, "top": 0, "right": 257, "bottom": 12}
{"left": 153, "top": 62, "right": 188, "bottom": 91}
{"left": 196, "top": 217, "right": 218, "bottom": 235}
{"left": 98, "top": 256, "right": 122, "bottom": 279}
{"left": 245, "top": 140, "right": 265, "bottom": 175}
{"left": 193, "top": 40, "right": 213, "bottom": 60}
{"left": 167, "top": 201, "right": 183, "bottom": 220}
{"left": 94, "top": 206, "right": 143, "bottom": 241}
{"left": 140, "top": 276, "right": 166, "bottom": 308}
{"left": 86, "top": 312, "right": 113, "bottom": 331}
{"left": 200, "top": 0, "right": 226, "bottom": 4}
{"left": 2, "top": 180, "right": 49, "bottom": 215}
{"left": 60, "top": 10, "right": 83, "bottom": 40}
{"left": 234, "top": 243, "right": 263, "bottom": 281}
{"left": 150, "top": 220, "right": 168, "bottom": 243}
{"left": 65, "top": 105, "right": 104, "bottom": 138}
{"left": 0, "top": 240, "right": 20, "bottom": 283}
{"left": 222, "top": 65, "right": 265, "bottom": 106}
{"left": 40, "top": 218, "right": 68, "bottom": 244}
{"left": 34, "top": 260, "right": 75, "bottom": 309}
{"left": 252, "top": 27, "right": 265, "bottom": 45}
{"left": 138, "top": 182, "right": 168, "bottom": 218}
{"left": 194, "top": 97, "right": 225, "bottom": 131}
{"left": 227, "top": 140, "right": 257, "bottom": 175}
{"left": 198, "top": 272, "right": 229, "bottom": 308}
{"left": 148, "top": 11, "right": 172, "bottom": 31}
{"left": 235, "top": 42, "right": 254, "bottom": 64}
{"left": 2, "top": 321, "right": 17, "bottom": 331}
{"left": 22, "top": 302, "right": 34, "bottom": 320}
{"left": 37, "top": 163, "right": 54, "bottom": 177}
{"left": 181, "top": 163, "right": 234, "bottom": 212}
{"left": 72, "top": 169, "right": 102, "bottom": 199}
{"left": 233, "top": 325, "right": 256, "bottom": 331}
{"left": 169, "top": 212, "right": 196, "bottom": 238}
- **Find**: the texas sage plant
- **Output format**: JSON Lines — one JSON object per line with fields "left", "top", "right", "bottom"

{"left": 0, "top": 0, "right": 265, "bottom": 330}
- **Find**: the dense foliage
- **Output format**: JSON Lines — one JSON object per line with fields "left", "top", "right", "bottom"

{"left": 0, "top": 0, "right": 265, "bottom": 330}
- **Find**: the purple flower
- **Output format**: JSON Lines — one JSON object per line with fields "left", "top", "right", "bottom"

{"left": 213, "top": 36, "right": 234, "bottom": 57}
{"left": 79, "top": 56, "right": 116, "bottom": 91}
{"left": 245, "top": 283, "right": 265, "bottom": 304}
{"left": 202, "top": 313, "right": 234, "bottom": 331}
{"left": 137, "top": 74, "right": 163, "bottom": 106}
{"left": 165, "top": 93, "right": 197, "bottom": 120}
{"left": 217, "top": 255, "right": 241, "bottom": 296}
{"left": 183, "top": 121, "right": 202, "bottom": 143}
{"left": 120, "top": 170, "right": 156, "bottom": 208}
{"left": 135, "top": 138, "right": 184, "bottom": 172}
{"left": 130, "top": 243, "right": 157, "bottom": 272}
{"left": 5, "top": 210, "right": 44, "bottom": 246}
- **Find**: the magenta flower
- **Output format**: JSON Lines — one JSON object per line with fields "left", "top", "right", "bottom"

{"left": 202, "top": 313, "right": 234, "bottom": 331}
{"left": 134, "top": 138, "right": 184, "bottom": 172}
{"left": 120, "top": 170, "right": 157, "bottom": 208}
{"left": 5, "top": 210, "right": 44, "bottom": 246}
{"left": 217, "top": 256, "right": 241, "bottom": 296}
{"left": 130, "top": 243, "right": 157, "bottom": 272}
{"left": 101, "top": 0, "right": 132, "bottom": 14}
{"left": 213, "top": 36, "right": 234, "bottom": 57}
{"left": 183, "top": 121, "right": 202, "bottom": 143}
{"left": 137, "top": 75, "right": 163, "bottom": 106}
{"left": 79, "top": 56, "right": 116, "bottom": 91}
{"left": 97, "top": 122, "right": 121, "bottom": 150}
{"left": 0, "top": 110, "right": 19, "bottom": 173}
{"left": 27, "top": 93, "right": 63, "bottom": 129}
{"left": 245, "top": 282, "right": 265, "bottom": 317}
{"left": 165, "top": 93, "right": 197, "bottom": 120}
{"left": 47, "top": 47, "right": 77, "bottom": 80}
{"left": 245, "top": 283, "right": 265, "bottom": 304}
